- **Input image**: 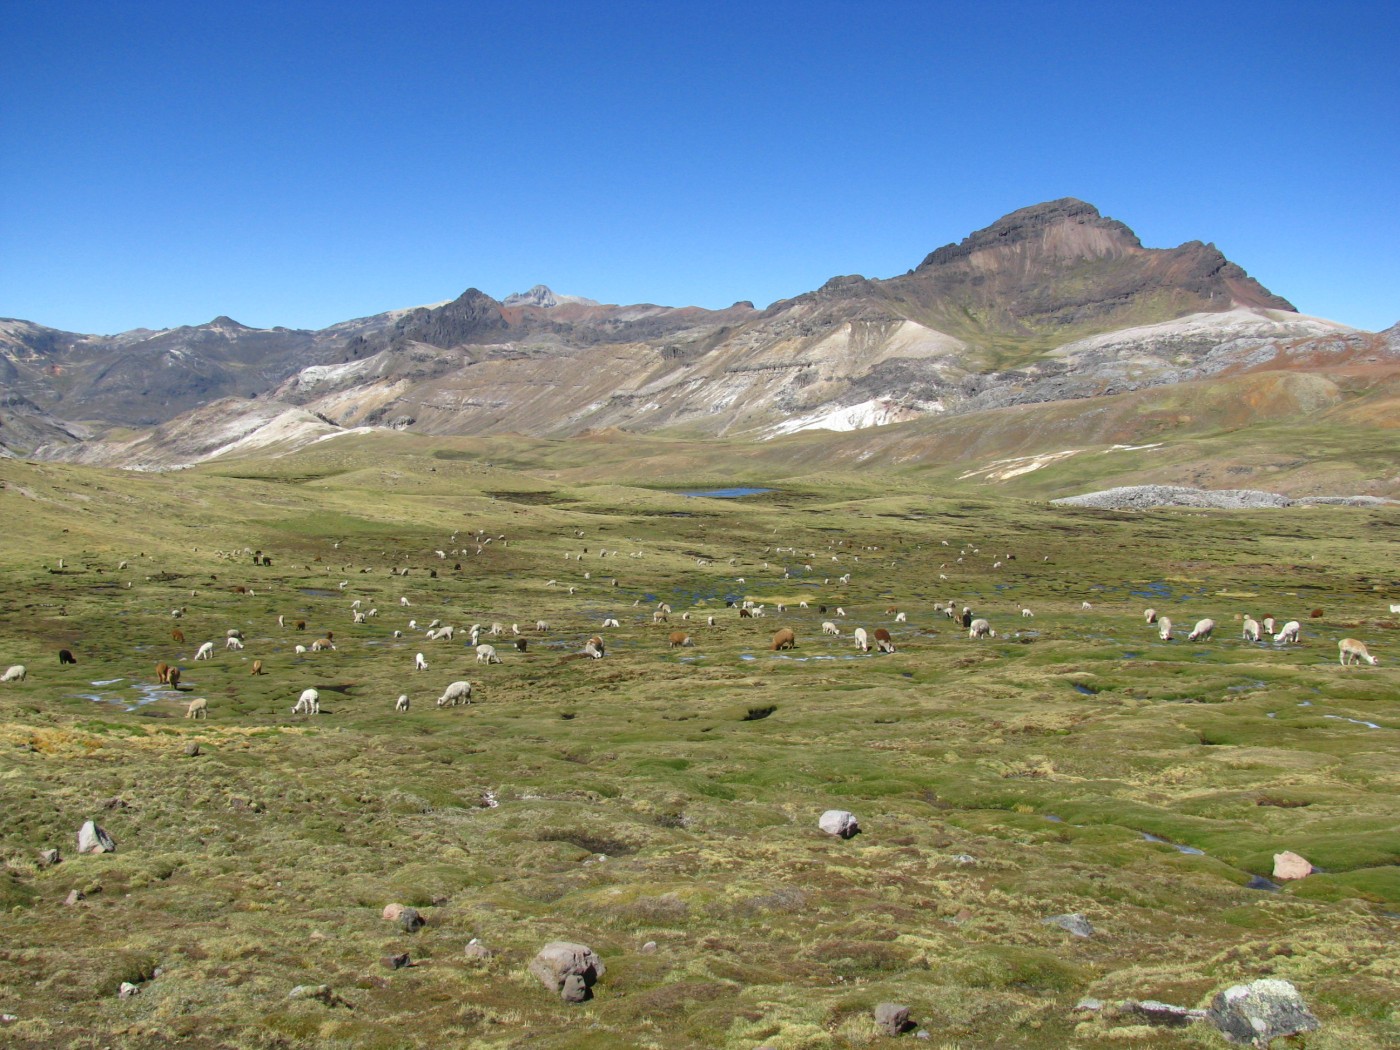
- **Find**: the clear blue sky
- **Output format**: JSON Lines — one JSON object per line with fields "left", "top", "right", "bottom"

{"left": 3, "top": 1, "right": 1397, "bottom": 334}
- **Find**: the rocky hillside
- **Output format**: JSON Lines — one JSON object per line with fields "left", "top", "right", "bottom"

{"left": 4, "top": 199, "right": 1392, "bottom": 468}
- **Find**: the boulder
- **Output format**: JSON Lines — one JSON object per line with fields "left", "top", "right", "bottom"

{"left": 874, "top": 1002, "right": 911, "bottom": 1035}
{"left": 77, "top": 820, "right": 115, "bottom": 854}
{"left": 1205, "top": 978, "right": 1319, "bottom": 1047}
{"left": 1043, "top": 912, "right": 1094, "bottom": 938}
{"left": 819, "top": 809, "right": 860, "bottom": 839}
{"left": 530, "top": 941, "right": 605, "bottom": 1001}
{"left": 38, "top": 848, "right": 60, "bottom": 868}
{"left": 381, "top": 902, "right": 424, "bottom": 929}
{"left": 1272, "top": 851, "right": 1313, "bottom": 880}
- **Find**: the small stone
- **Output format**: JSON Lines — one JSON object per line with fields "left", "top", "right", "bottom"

{"left": 915, "top": 1033, "right": 931, "bottom": 1041}
{"left": 560, "top": 973, "right": 589, "bottom": 1002}
{"left": 288, "top": 984, "right": 334, "bottom": 1004}
{"left": 1044, "top": 913, "right": 1094, "bottom": 938}
{"left": 1206, "top": 978, "right": 1319, "bottom": 1046}
{"left": 382, "top": 903, "right": 406, "bottom": 921}
{"left": 1272, "top": 851, "right": 1313, "bottom": 880}
{"left": 184, "top": 742, "right": 201, "bottom": 756}
{"left": 819, "top": 809, "right": 860, "bottom": 839}
{"left": 384, "top": 952, "right": 411, "bottom": 970}
{"left": 65, "top": 889, "right": 85, "bottom": 906}
{"left": 38, "top": 848, "right": 61, "bottom": 868}
{"left": 463, "top": 939, "right": 493, "bottom": 961}
{"left": 640, "top": 940, "right": 658, "bottom": 954}
{"left": 118, "top": 982, "right": 140, "bottom": 999}
{"left": 950, "top": 853, "right": 975, "bottom": 864}
{"left": 1123, "top": 999, "right": 1205, "bottom": 1027}
{"left": 398, "top": 907, "right": 424, "bottom": 932}
{"left": 77, "top": 820, "right": 115, "bottom": 854}
{"left": 874, "top": 1002, "right": 910, "bottom": 1036}
{"left": 1075, "top": 998, "right": 1104, "bottom": 1012}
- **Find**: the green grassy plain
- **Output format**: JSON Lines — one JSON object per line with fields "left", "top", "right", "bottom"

{"left": 0, "top": 439, "right": 1396, "bottom": 1049}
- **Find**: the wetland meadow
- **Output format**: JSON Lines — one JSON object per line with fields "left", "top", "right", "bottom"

{"left": 0, "top": 442, "right": 1396, "bottom": 1049}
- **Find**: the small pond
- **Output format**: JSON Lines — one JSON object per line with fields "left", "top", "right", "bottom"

{"left": 676, "top": 487, "right": 773, "bottom": 499}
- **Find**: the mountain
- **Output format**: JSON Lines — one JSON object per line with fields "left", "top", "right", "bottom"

{"left": 4, "top": 199, "right": 1393, "bottom": 478}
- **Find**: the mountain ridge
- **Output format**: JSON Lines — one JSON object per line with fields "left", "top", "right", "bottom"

{"left": 2, "top": 199, "right": 1392, "bottom": 475}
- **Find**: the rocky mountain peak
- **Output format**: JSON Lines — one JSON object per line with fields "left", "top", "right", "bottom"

{"left": 917, "top": 198, "right": 1143, "bottom": 271}
{"left": 502, "top": 285, "right": 600, "bottom": 309}
{"left": 504, "top": 285, "right": 563, "bottom": 308}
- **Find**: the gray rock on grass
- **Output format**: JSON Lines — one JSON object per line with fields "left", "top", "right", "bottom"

{"left": 530, "top": 941, "right": 605, "bottom": 1002}
{"left": 1206, "top": 978, "right": 1319, "bottom": 1046}
{"left": 874, "top": 1002, "right": 911, "bottom": 1035}
{"left": 819, "top": 809, "right": 860, "bottom": 838}
{"left": 1044, "top": 912, "right": 1094, "bottom": 938}
{"left": 77, "top": 820, "right": 115, "bottom": 854}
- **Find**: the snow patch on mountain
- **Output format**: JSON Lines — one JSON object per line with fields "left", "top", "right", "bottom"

{"left": 767, "top": 398, "right": 937, "bottom": 437}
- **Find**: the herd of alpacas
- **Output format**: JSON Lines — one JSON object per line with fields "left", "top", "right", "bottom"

{"left": 1, "top": 534, "right": 1386, "bottom": 718}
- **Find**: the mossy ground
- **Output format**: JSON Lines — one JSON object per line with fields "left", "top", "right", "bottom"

{"left": 0, "top": 447, "right": 1396, "bottom": 1049}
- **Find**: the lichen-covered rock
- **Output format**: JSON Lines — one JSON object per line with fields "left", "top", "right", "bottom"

{"left": 1206, "top": 978, "right": 1319, "bottom": 1047}
{"left": 529, "top": 941, "right": 604, "bottom": 1001}
{"left": 819, "top": 809, "right": 860, "bottom": 839}
{"left": 77, "top": 821, "right": 115, "bottom": 854}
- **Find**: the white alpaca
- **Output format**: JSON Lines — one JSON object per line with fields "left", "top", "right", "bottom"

{"left": 185, "top": 697, "right": 208, "bottom": 719}
{"left": 1158, "top": 617, "right": 1173, "bottom": 641}
{"left": 853, "top": 627, "right": 870, "bottom": 652}
{"left": 436, "top": 680, "right": 472, "bottom": 707}
{"left": 1187, "top": 618, "right": 1216, "bottom": 642}
{"left": 476, "top": 644, "right": 501, "bottom": 664}
{"left": 1, "top": 665, "right": 27, "bottom": 682}
{"left": 395, "top": 694, "right": 410, "bottom": 711}
{"left": 1338, "top": 639, "right": 1378, "bottom": 666}
{"left": 415, "top": 652, "right": 428, "bottom": 671}
{"left": 292, "top": 688, "right": 320, "bottom": 715}
{"left": 1273, "top": 621, "right": 1301, "bottom": 645}
{"left": 195, "top": 641, "right": 215, "bottom": 660}
{"left": 226, "top": 637, "right": 244, "bottom": 650}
